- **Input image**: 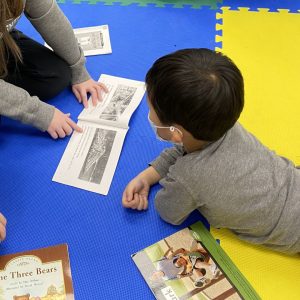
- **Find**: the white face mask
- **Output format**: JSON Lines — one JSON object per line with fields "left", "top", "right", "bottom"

{"left": 148, "top": 113, "right": 183, "bottom": 146}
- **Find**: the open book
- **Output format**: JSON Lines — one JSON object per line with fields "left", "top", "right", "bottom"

{"left": 0, "top": 244, "right": 74, "bottom": 300}
{"left": 53, "top": 74, "right": 145, "bottom": 195}
{"left": 132, "top": 222, "right": 261, "bottom": 300}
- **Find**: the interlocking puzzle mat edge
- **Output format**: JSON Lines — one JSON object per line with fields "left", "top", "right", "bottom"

{"left": 221, "top": 0, "right": 300, "bottom": 13}
{"left": 215, "top": 7, "right": 300, "bottom": 165}
{"left": 216, "top": 6, "right": 300, "bottom": 52}
{"left": 57, "top": 0, "right": 222, "bottom": 9}
{"left": 213, "top": 7, "right": 300, "bottom": 299}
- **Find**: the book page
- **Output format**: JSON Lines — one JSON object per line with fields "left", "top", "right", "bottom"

{"left": 0, "top": 244, "right": 74, "bottom": 300}
{"left": 78, "top": 74, "right": 146, "bottom": 129}
{"left": 45, "top": 25, "right": 112, "bottom": 56}
{"left": 53, "top": 121, "right": 127, "bottom": 195}
{"left": 73, "top": 25, "right": 112, "bottom": 56}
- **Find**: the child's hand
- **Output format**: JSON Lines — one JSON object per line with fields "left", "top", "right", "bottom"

{"left": 0, "top": 212, "right": 7, "bottom": 241}
{"left": 122, "top": 177, "right": 150, "bottom": 210}
{"left": 47, "top": 108, "right": 82, "bottom": 139}
{"left": 72, "top": 79, "right": 108, "bottom": 108}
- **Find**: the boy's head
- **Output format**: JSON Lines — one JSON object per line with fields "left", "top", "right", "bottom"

{"left": 146, "top": 48, "right": 244, "bottom": 142}
{"left": 173, "top": 256, "right": 188, "bottom": 267}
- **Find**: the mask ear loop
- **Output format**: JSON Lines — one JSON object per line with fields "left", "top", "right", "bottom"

{"left": 170, "top": 126, "right": 183, "bottom": 137}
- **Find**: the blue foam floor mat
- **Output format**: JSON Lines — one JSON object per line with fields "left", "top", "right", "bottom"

{"left": 0, "top": 3, "right": 214, "bottom": 299}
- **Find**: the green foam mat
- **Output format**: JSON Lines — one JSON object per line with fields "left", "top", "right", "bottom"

{"left": 57, "top": 0, "right": 222, "bottom": 9}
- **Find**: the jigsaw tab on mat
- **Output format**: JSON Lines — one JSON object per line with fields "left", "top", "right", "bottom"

{"left": 222, "top": 0, "right": 300, "bottom": 12}
{"left": 58, "top": 0, "right": 223, "bottom": 9}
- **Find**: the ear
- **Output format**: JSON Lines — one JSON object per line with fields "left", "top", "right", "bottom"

{"left": 170, "top": 127, "right": 183, "bottom": 144}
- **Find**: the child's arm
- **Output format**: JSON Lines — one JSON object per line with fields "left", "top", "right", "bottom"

{"left": 150, "top": 146, "right": 185, "bottom": 179}
{"left": 155, "top": 175, "right": 198, "bottom": 225}
{"left": 0, "top": 81, "right": 81, "bottom": 139}
{"left": 25, "top": 0, "right": 90, "bottom": 84}
{"left": 122, "top": 146, "right": 184, "bottom": 211}
{"left": 25, "top": 0, "right": 107, "bottom": 108}
{"left": 122, "top": 166, "right": 161, "bottom": 210}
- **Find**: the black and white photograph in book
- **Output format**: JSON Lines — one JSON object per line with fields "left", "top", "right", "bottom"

{"left": 100, "top": 85, "right": 137, "bottom": 121}
{"left": 79, "top": 128, "right": 117, "bottom": 184}
{"left": 76, "top": 30, "right": 104, "bottom": 51}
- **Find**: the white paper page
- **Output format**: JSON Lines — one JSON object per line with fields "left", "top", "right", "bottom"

{"left": 53, "top": 121, "right": 127, "bottom": 195}
{"left": 45, "top": 25, "right": 112, "bottom": 56}
{"left": 78, "top": 74, "right": 146, "bottom": 129}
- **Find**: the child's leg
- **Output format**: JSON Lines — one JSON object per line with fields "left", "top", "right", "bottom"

{"left": 4, "top": 30, "right": 71, "bottom": 100}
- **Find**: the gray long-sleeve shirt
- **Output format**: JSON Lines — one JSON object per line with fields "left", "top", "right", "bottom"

{"left": 151, "top": 123, "right": 300, "bottom": 254}
{"left": 0, "top": 0, "right": 91, "bottom": 131}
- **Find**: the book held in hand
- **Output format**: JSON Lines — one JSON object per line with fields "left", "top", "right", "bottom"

{"left": 132, "top": 222, "right": 261, "bottom": 300}
{"left": 0, "top": 244, "right": 74, "bottom": 300}
{"left": 53, "top": 74, "right": 145, "bottom": 195}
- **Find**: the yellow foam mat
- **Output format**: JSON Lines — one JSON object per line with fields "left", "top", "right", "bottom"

{"left": 211, "top": 228, "right": 300, "bottom": 300}
{"left": 216, "top": 7, "right": 300, "bottom": 165}
{"left": 214, "top": 8, "right": 300, "bottom": 299}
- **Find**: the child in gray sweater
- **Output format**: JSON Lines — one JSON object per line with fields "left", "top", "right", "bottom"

{"left": 0, "top": 0, "right": 107, "bottom": 139}
{"left": 122, "top": 48, "right": 300, "bottom": 255}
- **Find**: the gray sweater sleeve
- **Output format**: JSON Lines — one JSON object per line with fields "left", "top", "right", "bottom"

{"left": 25, "top": 0, "right": 91, "bottom": 84}
{"left": 150, "top": 145, "right": 198, "bottom": 225}
{"left": 150, "top": 145, "right": 185, "bottom": 178}
{"left": 0, "top": 80, "right": 55, "bottom": 131}
{"left": 155, "top": 176, "right": 198, "bottom": 225}
{"left": 0, "top": 0, "right": 91, "bottom": 131}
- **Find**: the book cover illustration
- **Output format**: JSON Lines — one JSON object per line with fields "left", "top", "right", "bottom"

{"left": 132, "top": 222, "right": 260, "bottom": 300}
{"left": 0, "top": 244, "right": 74, "bottom": 300}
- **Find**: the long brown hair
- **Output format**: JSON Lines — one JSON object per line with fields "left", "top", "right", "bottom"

{"left": 0, "top": 0, "right": 24, "bottom": 78}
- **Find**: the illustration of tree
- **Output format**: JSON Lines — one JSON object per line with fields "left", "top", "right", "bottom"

{"left": 47, "top": 284, "right": 58, "bottom": 295}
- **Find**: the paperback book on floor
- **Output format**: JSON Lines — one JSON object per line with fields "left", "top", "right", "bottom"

{"left": 53, "top": 74, "right": 145, "bottom": 195}
{"left": 45, "top": 24, "right": 112, "bottom": 56}
{"left": 0, "top": 244, "right": 74, "bottom": 300}
{"left": 132, "top": 222, "right": 261, "bottom": 300}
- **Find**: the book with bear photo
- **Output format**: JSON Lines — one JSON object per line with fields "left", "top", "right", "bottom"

{"left": 132, "top": 222, "right": 261, "bottom": 300}
{"left": 0, "top": 244, "right": 74, "bottom": 300}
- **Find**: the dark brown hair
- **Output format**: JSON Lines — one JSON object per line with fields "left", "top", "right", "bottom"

{"left": 146, "top": 48, "right": 244, "bottom": 141}
{"left": 0, "top": 0, "right": 24, "bottom": 78}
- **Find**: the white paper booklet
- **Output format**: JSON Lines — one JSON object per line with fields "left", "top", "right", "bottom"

{"left": 53, "top": 74, "right": 145, "bottom": 195}
{"left": 45, "top": 25, "right": 112, "bottom": 56}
